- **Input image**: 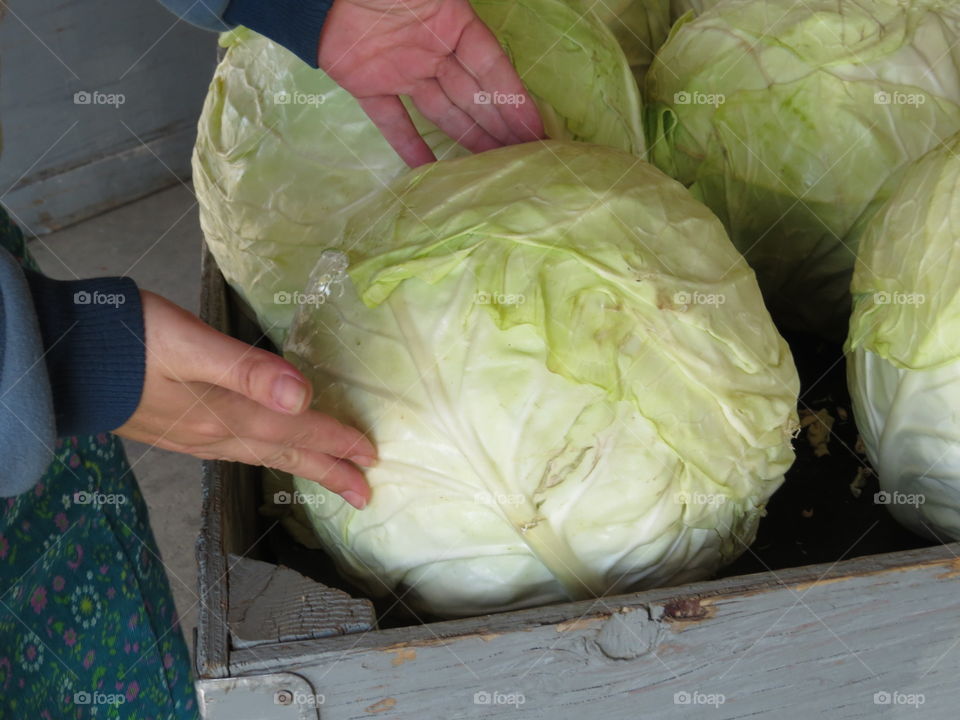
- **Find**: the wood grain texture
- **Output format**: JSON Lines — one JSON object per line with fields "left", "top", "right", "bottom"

{"left": 226, "top": 546, "right": 960, "bottom": 718}
{"left": 228, "top": 554, "right": 375, "bottom": 648}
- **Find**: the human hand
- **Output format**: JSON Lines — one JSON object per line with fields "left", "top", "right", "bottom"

{"left": 115, "top": 291, "right": 375, "bottom": 509}
{"left": 319, "top": 0, "right": 544, "bottom": 166}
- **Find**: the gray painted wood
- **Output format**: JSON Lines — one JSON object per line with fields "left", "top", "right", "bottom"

{"left": 228, "top": 554, "right": 376, "bottom": 648}
{"left": 226, "top": 548, "right": 960, "bottom": 718}
{"left": 198, "top": 245, "right": 960, "bottom": 718}
{"left": 198, "top": 673, "right": 322, "bottom": 720}
{"left": 0, "top": 0, "right": 216, "bottom": 233}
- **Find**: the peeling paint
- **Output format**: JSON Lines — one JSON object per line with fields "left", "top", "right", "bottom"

{"left": 364, "top": 697, "right": 397, "bottom": 713}
{"left": 556, "top": 617, "right": 604, "bottom": 633}
{"left": 662, "top": 597, "right": 712, "bottom": 621}
{"left": 935, "top": 556, "right": 960, "bottom": 580}
{"left": 660, "top": 597, "right": 716, "bottom": 631}
{"left": 380, "top": 630, "right": 508, "bottom": 652}
{"left": 389, "top": 648, "right": 417, "bottom": 666}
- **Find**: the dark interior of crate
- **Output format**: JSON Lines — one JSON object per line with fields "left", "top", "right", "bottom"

{"left": 219, "top": 283, "right": 935, "bottom": 631}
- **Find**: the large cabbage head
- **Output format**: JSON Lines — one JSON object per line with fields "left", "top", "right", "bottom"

{"left": 284, "top": 140, "right": 800, "bottom": 618}
{"left": 846, "top": 133, "right": 960, "bottom": 542}
{"left": 193, "top": 0, "right": 644, "bottom": 345}
{"left": 645, "top": 0, "right": 960, "bottom": 338}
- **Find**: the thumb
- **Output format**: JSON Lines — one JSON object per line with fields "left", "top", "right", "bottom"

{"left": 215, "top": 340, "right": 313, "bottom": 415}
{"left": 146, "top": 291, "right": 312, "bottom": 414}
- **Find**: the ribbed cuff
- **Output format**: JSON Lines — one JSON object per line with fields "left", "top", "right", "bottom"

{"left": 224, "top": 0, "right": 333, "bottom": 68}
{"left": 23, "top": 271, "right": 145, "bottom": 437}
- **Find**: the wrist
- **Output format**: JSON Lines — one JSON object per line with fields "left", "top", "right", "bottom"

{"left": 224, "top": 0, "right": 333, "bottom": 68}
{"left": 23, "top": 271, "right": 145, "bottom": 436}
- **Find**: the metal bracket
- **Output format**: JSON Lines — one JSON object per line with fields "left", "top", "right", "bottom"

{"left": 197, "top": 672, "right": 323, "bottom": 720}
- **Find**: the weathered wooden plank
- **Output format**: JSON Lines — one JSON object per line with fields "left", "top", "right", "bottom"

{"left": 197, "top": 458, "right": 230, "bottom": 679}
{"left": 196, "top": 245, "right": 234, "bottom": 679}
{"left": 197, "top": 443, "right": 272, "bottom": 676}
{"left": 228, "top": 554, "right": 376, "bottom": 648}
{"left": 228, "top": 543, "right": 960, "bottom": 661}
{"left": 227, "top": 546, "right": 960, "bottom": 718}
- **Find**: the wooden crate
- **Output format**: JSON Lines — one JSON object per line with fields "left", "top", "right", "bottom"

{"left": 195, "top": 247, "right": 960, "bottom": 719}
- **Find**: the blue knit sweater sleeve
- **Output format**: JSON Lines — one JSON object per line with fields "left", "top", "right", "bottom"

{"left": 157, "top": 0, "right": 333, "bottom": 68}
{"left": 22, "top": 271, "right": 145, "bottom": 439}
{"left": 0, "top": 245, "right": 145, "bottom": 497}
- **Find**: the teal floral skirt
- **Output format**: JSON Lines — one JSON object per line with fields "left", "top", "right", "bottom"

{"left": 0, "top": 211, "right": 198, "bottom": 718}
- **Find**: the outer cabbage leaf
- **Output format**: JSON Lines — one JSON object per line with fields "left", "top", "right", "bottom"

{"left": 668, "top": 0, "right": 717, "bottom": 22}
{"left": 284, "top": 141, "right": 799, "bottom": 618}
{"left": 587, "top": 0, "right": 672, "bottom": 84}
{"left": 193, "top": 0, "right": 644, "bottom": 345}
{"left": 847, "top": 133, "right": 960, "bottom": 541}
{"left": 645, "top": 0, "right": 960, "bottom": 338}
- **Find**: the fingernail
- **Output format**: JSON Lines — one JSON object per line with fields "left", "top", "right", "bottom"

{"left": 272, "top": 374, "right": 308, "bottom": 414}
{"left": 350, "top": 455, "right": 377, "bottom": 468}
{"left": 342, "top": 490, "right": 367, "bottom": 510}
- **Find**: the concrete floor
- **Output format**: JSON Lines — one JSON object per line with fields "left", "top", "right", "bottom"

{"left": 28, "top": 183, "right": 204, "bottom": 659}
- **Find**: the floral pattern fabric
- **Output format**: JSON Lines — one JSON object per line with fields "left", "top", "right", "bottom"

{"left": 0, "top": 210, "right": 198, "bottom": 719}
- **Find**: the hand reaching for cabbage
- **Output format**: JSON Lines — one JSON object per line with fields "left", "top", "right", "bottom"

{"left": 318, "top": 0, "right": 544, "bottom": 166}
{"left": 114, "top": 291, "right": 376, "bottom": 509}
